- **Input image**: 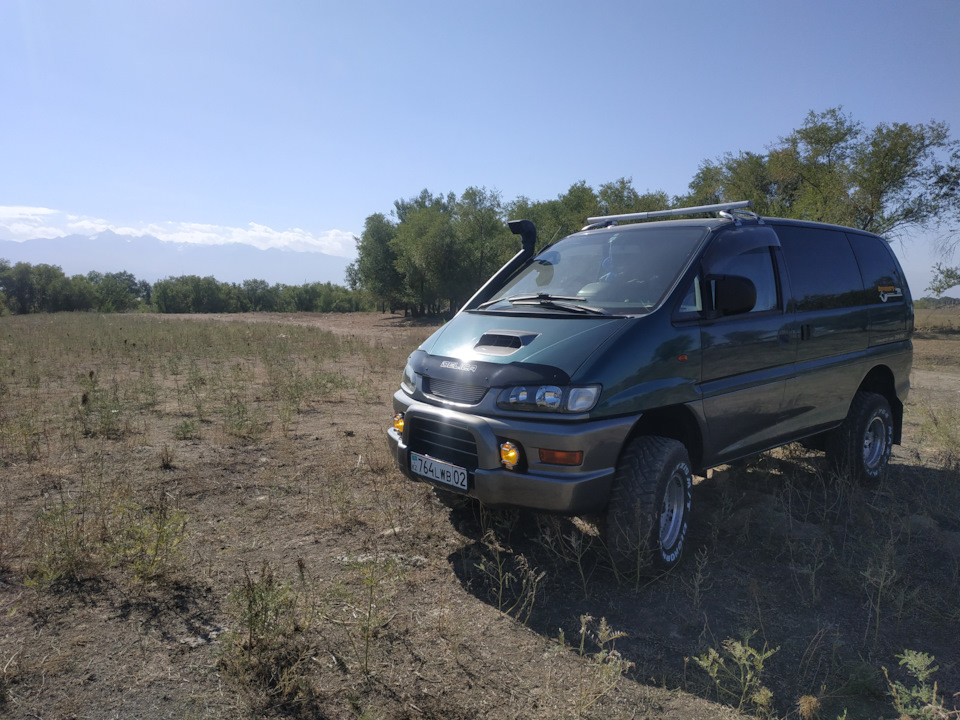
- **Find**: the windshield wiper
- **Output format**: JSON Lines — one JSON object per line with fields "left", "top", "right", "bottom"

{"left": 477, "top": 293, "right": 607, "bottom": 315}
{"left": 477, "top": 293, "right": 559, "bottom": 309}
{"left": 521, "top": 298, "right": 608, "bottom": 315}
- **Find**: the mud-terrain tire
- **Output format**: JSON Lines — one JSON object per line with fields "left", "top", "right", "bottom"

{"left": 604, "top": 436, "right": 693, "bottom": 571}
{"left": 826, "top": 391, "right": 893, "bottom": 483}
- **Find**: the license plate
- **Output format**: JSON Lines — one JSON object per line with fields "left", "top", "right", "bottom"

{"left": 410, "top": 453, "right": 468, "bottom": 491}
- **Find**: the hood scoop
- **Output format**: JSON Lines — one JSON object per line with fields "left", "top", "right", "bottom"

{"left": 474, "top": 330, "right": 540, "bottom": 357}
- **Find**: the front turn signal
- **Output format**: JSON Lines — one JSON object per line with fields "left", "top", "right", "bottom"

{"left": 539, "top": 448, "right": 583, "bottom": 466}
{"left": 393, "top": 413, "right": 405, "bottom": 433}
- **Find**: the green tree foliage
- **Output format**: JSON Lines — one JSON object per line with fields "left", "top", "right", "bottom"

{"left": 597, "top": 178, "right": 670, "bottom": 218}
{"left": 928, "top": 263, "right": 960, "bottom": 296}
{"left": 0, "top": 260, "right": 72, "bottom": 313}
{"left": 346, "top": 213, "right": 401, "bottom": 312}
{"left": 0, "top": 260, "right": 366, "bottom": 315}
{"left": 391, "top": 194, "right": 461, "bottom": 315}
{"left": 455, "top": 186, "right": 513, "bottom": 288}
{"left": 151, "top": 274, "right": 365, "bottom": 314}
{"left": 929, "top": 146, "right": 960, "bottom": 293}
{"left": 87, "top": 270, "right": 146, "bottom": 312}
{"left": 682, "top": 108, "right": 958, "bottom": 237}
{"left": 679, "top": 108, "right": 960, "bottom": 295}
{"left": 367, "top": 179, "right": 689, "bottom": 315}
{"left": 354, "top": 106, "right": 958, "bottom": 313}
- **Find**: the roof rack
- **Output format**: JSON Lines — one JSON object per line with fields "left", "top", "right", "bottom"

{"left": 583, "top": 200, "right": 754, "bottom": 230}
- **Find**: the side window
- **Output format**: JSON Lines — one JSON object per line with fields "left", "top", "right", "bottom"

{"left": 847, "top": 233, "right": 906, "bottom": 304}
{"left": 678, "top": 276, "right": 702, "bottom": 313}
{"left": 709, "top": 246, "right": 779, "bottom": 313}
{"left": 777, "top": 226, "right": 863, "bottom": 311}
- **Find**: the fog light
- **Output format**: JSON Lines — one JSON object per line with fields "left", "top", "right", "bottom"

{"left": 393, "top": 412, "right": 404, "bottom": 433}
{"left": 539, "top": 448, "right": 583, "bottom": 466}
{"left": 500, "top": 441, "right": 520, "bottom": 469}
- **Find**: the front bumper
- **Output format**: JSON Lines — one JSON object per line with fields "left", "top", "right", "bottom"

{"left": 387, "top": 393, "right": 635, "bottom": 514}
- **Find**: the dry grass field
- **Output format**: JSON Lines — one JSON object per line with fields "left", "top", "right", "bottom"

{"left": 0, "top": 310, "right": 958, "bottom": 720}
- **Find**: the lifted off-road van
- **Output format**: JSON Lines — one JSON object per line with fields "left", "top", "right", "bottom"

{"left": 387, "top": 202, "right": 913, "bottom": 569}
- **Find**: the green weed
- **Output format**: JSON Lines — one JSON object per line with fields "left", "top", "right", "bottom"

{"left": 173, "top": 419, "right": 199, "bottom": 440}
{"left": 475, "top": 527, "right": 545, "bottom": 623}
{"left": 554, "top": 615, "right": 633, "bottom": 719}
{"left": 690, "top": 631, "right": 779, "bottom": 717}
{"left": 109, "top": 494, "right": 189, "bottom": 587}
{"left": 329, "top": 556, "right": 403, "bottom": 676}
{"left": 884, "top": 650, "right": 959, "bottom": 720}
{"left": 220, "top": 562, "right": 321, "bottom": 713}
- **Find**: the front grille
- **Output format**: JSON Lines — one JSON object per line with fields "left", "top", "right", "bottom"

{"left": 423, "top": 377, "right": 488, "bottom": 405}
{"left": 408, "top": 417, "right": 479, "bottom": 471}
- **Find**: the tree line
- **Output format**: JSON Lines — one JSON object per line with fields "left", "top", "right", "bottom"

{"left": 348, "top": 107, "right": 960, "bottom": 314}
{"left": 4, "top": 108, "right": 958, "bottom": 318}
{"left": 0, "top": 261, "right": 367, "bottom": 316}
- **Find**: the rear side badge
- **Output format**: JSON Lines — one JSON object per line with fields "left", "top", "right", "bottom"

{"left": 878, "top": 285, "right": 903, "bottom": 302}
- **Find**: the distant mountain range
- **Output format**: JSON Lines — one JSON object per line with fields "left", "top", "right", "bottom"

{"left": 0, "top": 231, "right": 353, "bottom": 286}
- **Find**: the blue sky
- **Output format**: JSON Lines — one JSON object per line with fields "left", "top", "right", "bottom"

{"left": 2, "top": 0, "right": 959, "bottom": 294}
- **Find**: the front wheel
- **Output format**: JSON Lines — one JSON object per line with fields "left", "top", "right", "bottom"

{"left": 827, "top": 391, "right": 893, "bottom": 483}
{"left": 604, "top": 436, "right": 693, "bottom": 571}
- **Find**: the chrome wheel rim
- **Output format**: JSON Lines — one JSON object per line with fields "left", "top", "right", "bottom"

{"left": 660, "top": 472, "right": 686, "bottom": 549}
{"left": 862, "top": 415, "right": 886, "bottom": 470}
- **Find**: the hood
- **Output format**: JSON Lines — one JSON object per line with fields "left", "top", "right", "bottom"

{"left": 418, "top": 312, "right": 627, "bottom": 378}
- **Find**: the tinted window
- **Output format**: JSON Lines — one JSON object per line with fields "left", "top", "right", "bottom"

{"left": 776, "top": 226, "right": 863, "bottom": 311}
{"left": 847, "top": 233, "right": 905, "bottom": 304}
{"left": 678, "top": 277, "right": 702, "bottom": 313}
{"left": 709, "top": 246, "right": 779, "bottom": 312}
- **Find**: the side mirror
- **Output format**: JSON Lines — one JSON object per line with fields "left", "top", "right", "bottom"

{"left": 709, "top": 274, "right": 756, "bottom": 316}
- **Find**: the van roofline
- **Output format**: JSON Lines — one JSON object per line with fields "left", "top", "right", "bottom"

{"left": 578, "top": 213, "right": 887, "bottom": 242}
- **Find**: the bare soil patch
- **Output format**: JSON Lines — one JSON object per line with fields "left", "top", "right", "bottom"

{"left": 0, "top": 312, "right": 957, "bottom": 720}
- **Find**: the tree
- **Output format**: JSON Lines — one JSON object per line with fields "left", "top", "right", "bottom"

{"left": 51, "top": 275, "right": 97, "bottom": 311}
{"left": 928, "top": 146, "right": 960, "bottom": 294}
{"left": 152, "top": 277, "right": 195, "bottom": 313}
{"left": 454, "top": 187, "right": 513, "bottom": 288}
{"left": 597, "top": 177, "right": 670, "bottom": 217}
{"left": 928, "top": 263, "right": 960, "bottom": 295}
{"left": 394, "top": 188, "right": 455, "bottom": 223}
{"left": 346, "top": 213, "right": 401, "bottom": 311}
{"left": 0, "top": 261, "right": 67, "bottom": 314}
{"left": 89, "top": 270, "right": 143, "bottom": 312}
{"left": 241, "top": 279, "right": 277, "bottom": 312}
{"left": 505, "top": 182, "right": 601, "bottom": 250}
{"left": 391, "top": 200, "right": 462, "bottom": 315}
{"left": 685, "top": 108, "right": 959, "bottom": 239}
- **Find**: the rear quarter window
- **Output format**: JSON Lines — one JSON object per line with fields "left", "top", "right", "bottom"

{"left": 776, "top": 226, "right": 864, "bottom": 311}
{"left": 847, "top": 232, "right": 906, "bottom": 304}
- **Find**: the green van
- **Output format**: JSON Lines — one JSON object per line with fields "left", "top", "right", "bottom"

{"left": 387, "top": 202, "right": 913, "bottom": 569}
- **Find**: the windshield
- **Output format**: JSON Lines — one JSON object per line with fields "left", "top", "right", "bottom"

{"left": 480, "top": 224, "right": 710, "bottom": 314}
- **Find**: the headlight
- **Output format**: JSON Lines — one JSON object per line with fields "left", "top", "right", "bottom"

{"left": 496, "top": 384, "right": 600, "bottom": 413}
{"left": 400, "top": 362, "right": 416, "bottom": 394}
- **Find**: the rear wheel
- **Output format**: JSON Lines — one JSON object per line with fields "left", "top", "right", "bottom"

{"left": 604, "top": 436, "right": 693, "bottom": 571}
{"left": 827, "top": 391, "right": 893, "bottom": 482}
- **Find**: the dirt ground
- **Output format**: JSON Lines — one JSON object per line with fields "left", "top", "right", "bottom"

{"left": 0, "top": 311, "right": 958, "bottom": 720}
